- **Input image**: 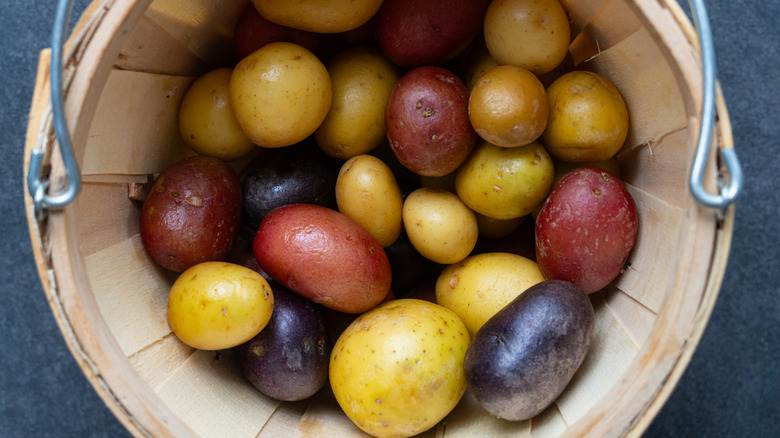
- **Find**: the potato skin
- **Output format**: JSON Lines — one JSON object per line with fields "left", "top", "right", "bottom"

{"left": 252, "top": 204, "right": 391, "bottom": 313}
{"left": 535, "top": 167, "right": 638, "bottom": 293}
{"left": 233, "top": 282, "right": 330, "bottom": 401}
{"left": 140, "top": 156, "right": 242, "bottom": 272}
{"left": 167, "top": 262, "right": 274, "bottom": 351}
{"left": 230, "top": 42, "right": 331, "bottom": 148}
{"left": 464, "top": 280, "right": 594, "bottom": 421}
{"left": 330, "top": 299, "right": 470, "bottom": 438}
{"left": 233, "top": 3, "right": 321, "bottom": 60}
{"left": 372, "top": 0, "right": 491, "bottom": 68}
{"left": 436, "top": 252, "right": 545, "bottom": 335}
{"left": 252, "top": 0, "right": 383, "bottom": 33}
{"left": 386, "top": 66, "right": 477, "bottom": 177}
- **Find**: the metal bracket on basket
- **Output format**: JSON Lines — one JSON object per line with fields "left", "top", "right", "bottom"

{"left": 27, "top": 0, "right": 81, "bottom": 221}
{"left": 688, "top": 0, "right": 743, "bottom": 213}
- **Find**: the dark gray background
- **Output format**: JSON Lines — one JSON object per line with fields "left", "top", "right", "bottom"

{"left": 1, "top": 0, "right": 777, "bottom": 437}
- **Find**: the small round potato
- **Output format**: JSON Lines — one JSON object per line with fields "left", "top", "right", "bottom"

{"left": 436, "top": 252, "right": 545, "bottom": 334}
{"left": 542, "top": 71, "right": 629, "bottom": 163}
{"left": 484, "top": 0, "right": 571, "bottom": 75}
{"left": 314, "top": 46, "right": 400, "bottom": 159}
{"left": 178, "top": 68, "right": 255, "bottom": 161}
{"left": 167, "top": 261, "right": 274, "bottom": 351}
{"left": 252, "top": 0, "right": 383, "bottom": 33}
{"left": 468, "top": 65, "right": 549, "bottom": 148}
{"left": 455, "top": 141, "right": 555, "bottom": 220}
{"left": 336, "top": 154, "right": 404, "bottom": 247}
{"left": 330, "top": 299, "right": 470, "bottom": 438}
{"left": 230, "top": 42, "right": 331, "bottom": 148}
{"left": 402, "top": 187, "right": 478, "bottom": 265}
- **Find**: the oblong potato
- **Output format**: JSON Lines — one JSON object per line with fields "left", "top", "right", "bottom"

{"left": 230, "top": 42, "right": 331, "bottom": 148}
{"left": 315, "top": 46, "right": 399, "bottom": 159}
{"left": 335, "top": 154, "right": 403, "bottom": 247}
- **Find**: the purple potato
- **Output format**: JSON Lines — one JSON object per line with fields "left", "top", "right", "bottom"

{"left": 234, "top": 281, "right": 331, "bottom": 401}
{"left": 464, "top": 280, "right": 594, "bottom": 421}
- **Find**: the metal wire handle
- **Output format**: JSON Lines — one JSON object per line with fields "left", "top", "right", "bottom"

{"left": 688, "top": 0, "right": 743, "bottom": 211}
{"left": 26, "top": 0, "right": 742, "bottom": 220}
{"left": 27, "top": 0, "right": 80, "bottom": 221}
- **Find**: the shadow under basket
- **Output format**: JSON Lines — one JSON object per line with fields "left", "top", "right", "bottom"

{"left": 24, "top": 0, "right": 736, "bottom": 437}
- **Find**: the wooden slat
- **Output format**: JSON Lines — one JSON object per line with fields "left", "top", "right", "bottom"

{"left": 600, "top": 286, "right": 658, "bottom": 349}
{"left": 74, "top": 182, "right": 143, "bottom": 256}
{"left": 442, "top": 389, "right": 531, "bottom": 437}
{"left": 257, "top": 400, "right": 311, "bottom": 438}
{"left": 294, "top": 393, "right": 373, "bottom": 438}
{"left": 129, "top": 332, "right": 195, "bottom": 390}
{"left": 81, "top": 69, "right": 196, "bottom": 177}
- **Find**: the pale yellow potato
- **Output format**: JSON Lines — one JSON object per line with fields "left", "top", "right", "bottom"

{"left": 468, "top": 65, "right": 549, "bottom": 148}
{"left": 335, "top": 154, "right": 403, "bottom": 247}
{"left": 542, "top": 70, "right": 630, "bottom": 163}
{"left": 403, "top": 188, "right": 478, "bottom": 265}
{"left": 330, "top": 299, "right": 469, "bottom": 438}
{"left": 178, "top": 68, "right": 255, "bottom": 161}
{"left": 436, "top": 252, "right": 545, "bottom": 335}
{"left": 484, "top": 0, "right": 571, "bottom": 75}
{"left": 315, "top": 46, "right": 399, "bottom": 159}
{"left": 252, "top": 0, "right": 383, "bottom": 33}
{"left": 230, "top": 42, "right": 331, "bottom": 148}
{"left": 167, "top": 262, "right": 274, "bottom": 351}
{"left": 455, "top": 140, "right": 554, "bottom": 220}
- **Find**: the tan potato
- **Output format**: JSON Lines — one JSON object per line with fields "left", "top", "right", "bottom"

{"left": 315, "top": 46, "right": 400, "bottom": 159}
{"left": 178, "top": 68, "right": 255, "bottom": 161}
{"left": 167, "top": 262, "right": 274, "bottom": 350}
{"left": 335, "top": 154, "right": 404, "bottom": 247}
{"left": 542, "top": 71, "right": 629, "bottom": 163}
{"left": 468, "top": 65, "right": 548, "bottom": 148}
{"left": 252, "top": 0, "right": 383, "bottom": 33}
{"left": 230, "top": 42, "right": 331, "bottom": 148}
{"left": 330, "top": 299, "right": 470, "bottom": 438}
{"left": 484, "top": 0, "right": 571, "bottom": 75}
{"left": 455, "top": 141, "right": 555, "bottom": 220}
{"left": 403, "top": 188, "right": 478, "bottom": 265}
{"left": 436, "top": 252, "right": 545, "bottom": 335}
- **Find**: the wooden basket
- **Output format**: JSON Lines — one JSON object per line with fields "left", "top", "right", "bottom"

{"left": 23, "top": 0, "right": 736, "bottom": 437}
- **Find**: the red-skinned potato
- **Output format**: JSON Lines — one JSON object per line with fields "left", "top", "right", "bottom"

{"left": 252, "top": 204, "right": 392, "bottom": 313}
{"left": 386, "top": 66, "right": 477, "bottom": 177}
{"left": 535, "top": 167, "right": 638, "bottom": 293}
{"left": 233, "top": 3, "right": 321, "bottom": 61}
{"left": 140, "top": 156, "right": 242, "bottom": 272}
{"left": 372, "top": 0, "right": 491, "bottom": 68}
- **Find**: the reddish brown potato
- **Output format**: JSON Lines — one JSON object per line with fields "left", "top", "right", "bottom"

{"left": 386, "top": 66, "right": 477, "bottom": 177}
{"left": 372, "top": 0, "right": 491, "bottom": 68}
{"left": 252, "top": 204, "right": 392, "bottom": 313}
{"left": 140, "top": 156, "right": 242, "bottom": 272}
{"left": 535, "top": 167, "right": 638, "bottom": 293}
{"left": 233, "top": 3, "right": 321, "bottom": 60}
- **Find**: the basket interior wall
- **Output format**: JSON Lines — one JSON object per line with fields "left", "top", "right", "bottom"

{"left": 63, "top": 0, "right": 710, "bottom": 436}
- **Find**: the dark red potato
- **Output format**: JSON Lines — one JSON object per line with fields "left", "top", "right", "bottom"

{"left": 386, "top": 66, "right": 477, "bottom": 177}
{"left": 233, "top": 3, "right": 321, "bottom": 60}
{"left": 535, "top": 167, "right": 639, "bottom": 293}
{"left": 253, "top": 204, "right": 392, "bottom": 313}
{"left": 139, "top": 156, "right": 242, "bottom": 272}
{"left": 372, "top": 0, "right": 491, "bottom": 68}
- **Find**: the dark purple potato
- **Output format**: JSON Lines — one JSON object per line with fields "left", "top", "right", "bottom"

{"left": 464, "top": 280, "right": 594, "bottom": 421}
{"left": 233, "top": 282, "right": 331, "bottom": 401}
{"left": 239, "top": 139, "right": 341, "bottom": 237}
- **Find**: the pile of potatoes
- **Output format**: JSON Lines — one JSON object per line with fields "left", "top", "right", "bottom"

{"left": 138, "top": 1, "right": 640, "bottom": 437}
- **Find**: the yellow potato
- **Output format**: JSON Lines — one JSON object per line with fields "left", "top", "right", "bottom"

{"left": 462, "top": 40, "right": 500, "bottom": 91}
{"left": 402, "top": 188, "right": 478, "bottom": 265}
{"left": 468, "top": 65, "right": 549, "bottom": 148}
{"left": 455, "top": 140, "right": 555, "bottom": 220}
{"left": 436, "top": 252, "right": 545, "bottom": 335}
{"left": 330, "top": 299, "right": 469, "bottom": 438}
{"left": 230, "top": 42, "right": 331, "bottom": 148}
{"left": 315, "top": 46, "right": 400, "bottom": 159}
{"left": 475, "top": 213, "right": 525, "bottom": 239}
{"left": 252, "top": 0, "right": 383, "bottom": 33}
{"left": 178, "top": 68, "right": 255, "bottom": 161}
{"left": 335, "top": 154, "right": 403, "bottom": 247}
{"left": 484, "top": 0, "right": 571, "bottom": 75}
{"left": 167, "top": 262, "right": 274, "bottom": 351}
{"left": 542, "top": 70, "right": 629, "bottom": 163}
